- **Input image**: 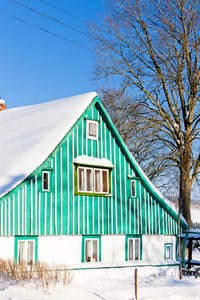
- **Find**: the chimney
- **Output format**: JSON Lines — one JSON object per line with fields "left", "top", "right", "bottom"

{"left": 0, "top": 98, "right": 6, "bottom": 111}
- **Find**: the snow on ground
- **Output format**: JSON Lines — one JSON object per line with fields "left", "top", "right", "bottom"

{"left": 1, "top": 269, "right": 200, "bottom": 300}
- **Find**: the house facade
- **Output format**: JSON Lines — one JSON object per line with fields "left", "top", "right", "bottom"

{"left": 0, "top": 92, "right": 188, "bottom": 276}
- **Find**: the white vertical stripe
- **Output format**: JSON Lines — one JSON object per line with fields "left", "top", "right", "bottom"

{"left": 87, "top": 196, "right": 89, "bottom": 234}
{"left": 91, "top": 108, "right": 93, "bottom": 157}
{"left": 114, "top": 140, "right": 118, "bottom": 234}
{"left": 17, "top": 191, "right": 20, "bottom": 235}
{"left": 119, "top": 148, "right": 123, "bottom": 233}
{"left": 158, "top": 204, "right": 160, "bottom": 235}
{"left": 98, "top": 196, "right": 100, "bottom": 234}
{"left": 54, "top": 154, "right": 57, "bottom": 235}
{"left": 8, "top": 197, "right": 10, "bottom": 236}
{"left": 83, "top": 196, "right": 85, "bottom": 234}
{"left": 22, "top": 188, "right": 24, "bottom": 235}
{"left": 92, "top": 196, "right": 94, "bottom": 234}
{"left": 104, "top": 122, "right": 107, "bottom": 158}
{"left": 144, "top": 190, "right": 147, "bottom": 234}
{"left": 50, "top": 193, "right": 52, "bottom": 235}
{"left": 25, "top": 186, "right": 27, "bottom": 235}
{"left": 102, "top": 197, "right": 104, "bottom": 234}
{"left": 140, "top": 183, "right": 142, "bottom": 234}
{"left": 39, "top": 193, "right": 41, "bottom": 235}
{"left": 129, "top": 198, "right": 131, "bottom": 234}
{"left": 151, "top": 196, "right": 153, "bottom": 234}
{"left": 148, "top": 193, "right": 150, "bottom": 234}
{"left": 137, "top": 198, "right": 139, "bottom": 234}
{"left": 100, "top": 116, "right": 103, "bottom": 158}
{"left": 162, "top": 208, "right": 164, "bottom": 234}
{"left": 124, "top": 157, "right": 127, "bottom": 234}
{"left": 1, "top": 203, "right": 3, "bottom": 236}
{"left": 67, "top": 139, "right": 69, "bottom": 235}
{"left": 60, "top": 147, "right": 63, "bottom": 235}
{"left": 82, "top": 119, "right": 84, "bottom": 155}
{"left": 155, "top": 200, "right": 157, "bottom": 234}
{"left": 72, "top": 132, "right": 75, "bottom": 235}
{"left": 31, "top": 180, "right": 33, "bottom": 235}
{"left": 78, "top": 195, "right": 80, "bottom": 235}
{"left": 35, "top": 175, "right": 38, "bottom": 235}
{"left": 4, "top": 202, "right": 6, "bottom": 236}
{"left": 44, "top": 193, "right": 47, "bottom": 235}
{"left": 13, "top": 195, "right": 15, "bottom": 236}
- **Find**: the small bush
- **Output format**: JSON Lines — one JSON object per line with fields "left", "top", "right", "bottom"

{"left": 0, "top": 259, "right": 73, "bottom": 292}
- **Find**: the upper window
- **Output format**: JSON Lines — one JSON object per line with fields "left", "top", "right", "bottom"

{"left": 77, "top": 167, "right": 109, "bottom": 194}
{"left": 42, "top": 171, "right": 49, "bottom": 191}
{"left": 87, "top": 120, "right": 98, "bottom": 140}
{"left": 131, "top": 180, "right": 136, "bottom": 197}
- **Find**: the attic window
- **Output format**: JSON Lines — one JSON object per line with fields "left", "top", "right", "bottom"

{"left": 87, "top": 120, "right": 98, "bottom": 140}
{"left": 42, "top": 171, "right": 49, "bottom": 191}
{"left": 131, "top": 181, "right": 136, "bottom": 197}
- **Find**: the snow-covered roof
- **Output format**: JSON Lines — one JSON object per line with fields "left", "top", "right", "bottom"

{"left": 0, "top": 92, "right": 97, "bottom": 198}
{"left": 74, "top": 155, "right": 114, "bottom": 168}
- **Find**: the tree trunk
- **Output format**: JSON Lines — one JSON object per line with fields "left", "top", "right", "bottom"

{"left": 179, "top": 146, "right": 192, "bottom": 229}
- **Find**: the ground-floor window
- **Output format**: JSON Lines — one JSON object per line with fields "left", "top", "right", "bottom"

{"left": 14, "top": 236, "right": 38, "bottom": 266}
{"left": 82, "top": 235, "right": 101, "bottom": 263}
{"left": 165, "top": 243, "right": 173, "bottom": 260}
{"left": 125, "top": 235, "right": 142, "bottom": 261}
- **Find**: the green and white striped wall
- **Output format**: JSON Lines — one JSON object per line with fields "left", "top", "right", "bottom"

{"left": 0, "top": 97, "right": 188, "bottom": 237}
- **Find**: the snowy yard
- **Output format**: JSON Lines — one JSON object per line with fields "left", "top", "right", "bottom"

{"left": 1, "top": 270, "right": 200, "bottom": 300}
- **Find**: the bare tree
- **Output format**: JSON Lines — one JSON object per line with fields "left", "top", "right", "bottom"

{"left": 91, "top": 0, "right": 200, "bottom": 228}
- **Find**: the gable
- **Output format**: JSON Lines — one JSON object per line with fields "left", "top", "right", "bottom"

{"left": 0, "top": 94, "right": 188, "bottom": 237}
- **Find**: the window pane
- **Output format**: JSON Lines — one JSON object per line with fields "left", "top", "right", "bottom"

{"left": 131, "top": 181, "right": 136, "bottom": 197}
{"left": 102, "top": 170, "right": 108, "bottom": 193}
{"left": 27, "top": 241, "right": 34, "bottom": 266}
{"left": 89, "top": 123, "right": 97, "bottom": 137}
{"left": 43, "top": 172, "right": 49, "bottom": 190}
{"left": 86, "top": 169, "right": 92, "bottom": 191}
{"left": 92, "top": 240, "right": 98, "bottom": 262}
{"left": 135, "top": 239, "right": 140, "bottom": 260}
{"left": 18, "top": 241, "right": 26, "bottom": 263}
{"left": 85, "top": 240, "right": 91, "bottom": 262}
{"left": 95, "top": 170, "right": 101, "bottom": 192}
{"left": 78, "top": 168, "right": 85, "bottom": 191}
{"left": 129, "top": 239, "right": 134, "bottom": 260}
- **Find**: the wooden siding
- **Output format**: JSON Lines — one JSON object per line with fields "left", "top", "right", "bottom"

{"left": 0, "top": 101, "right": 180, "bottom": 237}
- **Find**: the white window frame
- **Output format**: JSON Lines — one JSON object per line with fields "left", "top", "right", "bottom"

{"left": 42, "top": 171, "right": 50, "bottom": 191}
{"left": 84, "top": 238, "right": 99, "bottom": 262}
{"left": 86, "top": 120, "right": 98, "bottom": 140}
{"left": 94, "top": 168, "right": 109, "bottom": 194}
{"left": 78, "top": 167, "right": 93, "bottom": 193}
{"left": 128, "top": 238, "right": 140, "bottom": 261}
{"left": 17, "top": 240, "right": 35, "bottom": 266}
{"left": 131, "top": 180, "right": 136, "bottom": 197}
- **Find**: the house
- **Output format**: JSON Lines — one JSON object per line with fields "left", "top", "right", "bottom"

{"left": 0, "top": 92, "right": 188, "bottom": 277}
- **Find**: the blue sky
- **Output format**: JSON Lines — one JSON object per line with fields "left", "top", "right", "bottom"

{"left": 0, "top": 0, "right": 104, "bottom": 109}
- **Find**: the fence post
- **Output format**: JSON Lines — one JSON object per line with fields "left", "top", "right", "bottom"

{"left": 135, "top": 268, "right": 138, "bottom": 300}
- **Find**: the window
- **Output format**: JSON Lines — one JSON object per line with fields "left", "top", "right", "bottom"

{"left": 42, "top": 171, "right": 49, "bottom": 191}
{"left": 128, "top": 238, "right": 140, "bottom": 261}
{"left": 87, "top": 120, "right": 98, "bottom": 140}
{"left": 77, "top": 167, "right": 109, "bottom": 195}
{"left": 165, "top": 243, "right": 173, "bottom": 260}
{"left": 85, "top": 239, "right": 99, "bottom": 262}
{"left": 131, "top": 181, "right": 136, "bottom": 197}
{"left": 18, "top": 240, "right": 35, "bottom": 266}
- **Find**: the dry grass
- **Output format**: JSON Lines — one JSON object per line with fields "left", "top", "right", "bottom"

{"left": 0, "top": 259, "right": 73, "bottom": 292}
